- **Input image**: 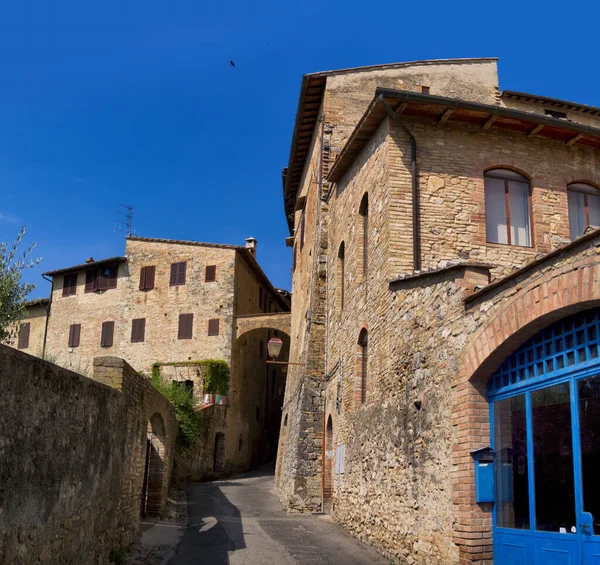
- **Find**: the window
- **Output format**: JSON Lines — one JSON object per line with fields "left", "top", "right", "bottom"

{"left": 170, "top": 262, "right": 187, "bottom": 286}
{"left": 208, "top": 318, "right": 219, "bottom": 336}
{"left": 359, "top": 193, "right": 369, "bottom": 277}
{"left": 300, "top": 211, "right": 306, "bottom": 250}
{"left": 484, "top": 169, "right": 531, "bottom": 247}
{"left": 68, "top": 324, "right": 81, "bottom": 348}
{"left": 17, "top": 322, "right": 30, "bottom": 349}
{"left": 85, "top": 264, "right": 118, "bottom": 293}
{"left": 358, "top": 328, "right": 368, "bottom": 405}
{"left": 567, "top": 183, "right": 600, "bottom": 240}
{"left": 178, "top": 313, "right": 193, "bottom": 339}
{"left": 205, "top": 265, "right": 216, "bottom": 282}
{"left": 62, "top": 273, "right": 77, "bottom": 297}
{"left": 139, "top": 266, "right": 155, "bottom": 291}
{"left": 337, "top": 242, "right": 345, "bottom": 310}
{"left": 100, "top": 321, "right": 114, "bottom": 348}
{"left": 173, "top": 380, "right": 194, "bottom": 395}
{"left": 131, "top": 318, "right": 146, "bottom": 343}
{"left": 292, "top": 244, "right": 297, "bottom": 273}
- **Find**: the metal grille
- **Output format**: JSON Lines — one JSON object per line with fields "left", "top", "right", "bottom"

{"left": 488, "top": 309, "right": 600, "bottom": 395}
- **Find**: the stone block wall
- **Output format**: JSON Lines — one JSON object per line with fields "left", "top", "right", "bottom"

{"left": 0, "top": 346, "right": 176, "bottom": 565}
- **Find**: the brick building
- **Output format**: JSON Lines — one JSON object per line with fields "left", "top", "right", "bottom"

{"left": 15, "top": 235, "right": 290, "bottom": 477}
{"left": 276, "top": 58, "right": 600, "bottom": 564}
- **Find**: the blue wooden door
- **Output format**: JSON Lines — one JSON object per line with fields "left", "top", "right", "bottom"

{"left": 489, "top": 310, "right": 600, "bottom": 564}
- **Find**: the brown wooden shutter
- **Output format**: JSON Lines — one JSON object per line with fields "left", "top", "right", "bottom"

{"left": 146, "top": 265, "right": 155, "bottom": 289}
{"left": 131, "top": 318, "right": 145, "bottom": 342}
{"left": 98, "top": 268, "right": 108, "bottom": 291}
{"left": 208, "top": 318, "right": 219, "bottom": 336}
{"left": 205, "top": 265, "right": 216, "bottom": 282}
{"left": 68, "top": 324, "right": 81, "bottom": 347}
{"left": 140, "top": 266, "right": 155, "bottom": 290}
{"left": 63, "top": 273, "right": 77, "bottom": 297}
{"left": 170, "top": 262, "right": 187, "bottom": 286}
{"left": 178, "top": 313, "right": 193, "bottom": 339}
{"left": 170, "top": 263, "right": 177, "bottom": 285}
{"left": 101, "top": 321, "right": 114, "bottom": 347}
{"left": 85, "top": 270, "right": 98, "bottom": 293}
{"left": 179, "top": 262, "right": 186, "bottom": 285}
{"left": 17, "top": 322, "right": 30, "bottom": 349}
{"left": 107, "top": 266, "right": 118, "bottom": 289}
{"left": 139, "top": 266, "right": 147, "bottom": 290}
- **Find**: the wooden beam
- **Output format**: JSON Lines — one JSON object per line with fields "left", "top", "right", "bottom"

{"left": 567, "top": 133, "right": 584, "bottom": 147}
{"left": 439, "top": 108, "right": 454, "bottom": 123}
{"left": 527, "top": 124, "right": 544, "bottom": 137}
{"left": 482, "top": 115, "right": 498, "bottom": 130}
{"left": 395, "top": 102, "right": 407, "bottom": 115}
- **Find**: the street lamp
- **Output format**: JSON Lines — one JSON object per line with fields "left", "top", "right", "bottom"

{"left": 267, "top": 337, "right": 283, "bottom": 358}
{"left": 266, "top": 336, "right": 303, "bottom": 366}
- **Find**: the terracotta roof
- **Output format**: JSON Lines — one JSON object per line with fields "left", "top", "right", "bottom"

{"left": 282, "top": 58, "right": 498, "bottom": 234}
{"left": 43, "top": 256, "right": 126, "bottom": 277}
{"left": 127, "top": 235, "right": 243, "bottom": 251}
{"left": 327, "top": 87, "right": 600, "bottom": 184}
{"left": 502, "top": 90, "right": 600, "bottom": 116}
{"left": 24, "top": 297, "right": 50, "bottom": 307}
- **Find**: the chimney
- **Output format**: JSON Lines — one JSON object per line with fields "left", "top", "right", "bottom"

{"left": 245, "top": 237, "right": 257, "bottom": 257}
{"left": 85, "top": 257, "right": 95, "bottom": 263}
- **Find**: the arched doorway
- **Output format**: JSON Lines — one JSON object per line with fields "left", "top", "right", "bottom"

{"left": 490, "top": 308, "right": 600, "bottom": 563}
{"left": 214, "top": 432, "right": 225, "bottom": 473}
{"left": 141, "top": 413, "right": 166, "bottom": 517}
{"left": 323, "top": 415, "right": 334, "bottom": 510}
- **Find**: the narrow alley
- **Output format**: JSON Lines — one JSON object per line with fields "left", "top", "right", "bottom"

{"left": 167, "top": 466, "right": 390, "bottom": 565}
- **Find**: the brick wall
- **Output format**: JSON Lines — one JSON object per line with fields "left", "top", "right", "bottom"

{"left": 0, "top": 347, "right": 176, "bottom": 565}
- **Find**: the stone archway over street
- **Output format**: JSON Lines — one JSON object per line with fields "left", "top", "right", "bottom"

{"left": 236, "top": 312, "right": 291, "bottom": 339}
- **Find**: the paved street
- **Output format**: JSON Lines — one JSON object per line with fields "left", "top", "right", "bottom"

{"left": 167, "top": 466, "right": 390, "bottom": 565}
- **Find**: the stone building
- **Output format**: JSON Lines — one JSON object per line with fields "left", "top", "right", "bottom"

{"left": 16, "top": 235, "right": 291, "bottom": 478}
{"left": 276, "top": 57, "right": 600, "bottom": 564}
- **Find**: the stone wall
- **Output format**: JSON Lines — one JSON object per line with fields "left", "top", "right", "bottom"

{"left": 0, "top": 346, "right": 176, "bottom": 565}
{"left": 44, "top": 237, "right": 238, "bottom": 375}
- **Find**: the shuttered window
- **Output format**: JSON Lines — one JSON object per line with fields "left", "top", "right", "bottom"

{"left": 100, "top": 321, "right": 114, "bottom": 348}
{"left": 85, "top": 264, "right": 118, "bottom": 293}
{"left": 139, "top": 266, "right": 156, "bottom": 290}
{"left": 208, "top": 318, "right": 219, "bottom": 336}
{"left": 62, "top": 273, "right": 77, "bottom": 297}
{"left": 97, "top": 265, "right": 118, "bottom": 290}
{"left": 170, "top": 262, "right": 187, "bottom": 286}
{"left": 131, "top": 318, "right": 146, "bottom": 343}
{"left": 85, "top": 269, "right": 98, "bottom": 293}
{"left": 178, "top": 313, "right": 194, "bottom": 339}
{"left": 205, "top": 265, "right": 216, "bottom": 282}
{"left": 68, "top": 324, "right": 81, "bottom": 348}
{"left": 17, "top": 322, "right": 30, "bottom": 349}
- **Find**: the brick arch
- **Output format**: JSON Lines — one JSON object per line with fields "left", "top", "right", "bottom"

{"left": 452, "top": 252, "right": 600, "bottom": 564}
{"left": 235, "top": 312, "right": 291, "bottom": 339}
{"left": 483, "top": 164, "right": 532, "bottom": 181}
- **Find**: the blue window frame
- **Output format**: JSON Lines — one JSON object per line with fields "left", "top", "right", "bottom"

{"left": 488, "top": 308, "right": 600, "bottom": 564}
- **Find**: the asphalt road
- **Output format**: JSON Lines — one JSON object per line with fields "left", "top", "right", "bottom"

{"left": 167, "top": 466, "right": 390, "bottom": 565}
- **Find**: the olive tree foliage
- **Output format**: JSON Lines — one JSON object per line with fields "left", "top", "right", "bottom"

{"left": 0, "top": 227, "right": 42, "bottom": 343}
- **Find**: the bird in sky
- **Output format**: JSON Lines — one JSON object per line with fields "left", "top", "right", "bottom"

{"left": 230, "top": 60, "right": 235, "bottom": 67}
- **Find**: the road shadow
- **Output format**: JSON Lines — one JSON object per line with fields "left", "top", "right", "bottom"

{"left": 167, "top": 482, "right": 245, "bottom": 565}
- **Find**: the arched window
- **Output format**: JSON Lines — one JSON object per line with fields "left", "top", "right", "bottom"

{"left": 484, "top": 169, "right": 531, "bottom": 247}
{"left": 337, "top": 242, "right": 345, "bottom": 310}
{"left": 357, "top": 328, "right": 368, "bottom": 405}
{"left": 567, "top": 183, "right": 600, "bottom": 240}
{"left": 359, "top": 193, "right": 368, "bottom": 277}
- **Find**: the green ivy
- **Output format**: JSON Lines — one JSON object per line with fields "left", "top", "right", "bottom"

{"left": 151, "top": 374, "right": 203, "bottom": 450}
{"left": 151, "top": 359, "right": 230, "bottom": 395}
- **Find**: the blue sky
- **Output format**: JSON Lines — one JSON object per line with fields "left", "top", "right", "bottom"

{"left": 1, "top": 0, "right": 599, "bottom": 298}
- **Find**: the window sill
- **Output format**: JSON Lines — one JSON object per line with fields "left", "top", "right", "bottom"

{"left": 486, "top": 241, "right": 534, "bottom": 250}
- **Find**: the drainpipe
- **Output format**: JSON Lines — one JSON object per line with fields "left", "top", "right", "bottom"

{"left": 41, "top": 275, "right": 53, "bottom": 359}
{"left": 379, "top": 96, "right": 421, "bottom": 272}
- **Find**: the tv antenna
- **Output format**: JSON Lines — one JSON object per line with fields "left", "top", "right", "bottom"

{"left": 116, "top": 203, "right": 134, "bottom": 236}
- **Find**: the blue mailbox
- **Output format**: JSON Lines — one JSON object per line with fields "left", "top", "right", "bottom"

{"left": 471, "top": 447, "right": 495, "bottom": 503}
